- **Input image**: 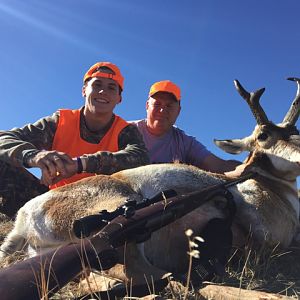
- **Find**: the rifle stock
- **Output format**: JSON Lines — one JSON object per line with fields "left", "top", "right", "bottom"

{"left": 0, "top": 235, "right": 118, "bottom": 300}
{"left": 0, "top": 174, "right": 252, "bottom": 300}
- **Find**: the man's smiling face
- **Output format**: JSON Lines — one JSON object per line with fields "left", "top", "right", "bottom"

{"left": 146, "top": 92, "right": 181, "bottom": 136}
{"left": 83, "top": 76, "right": 121, "bottom": 116}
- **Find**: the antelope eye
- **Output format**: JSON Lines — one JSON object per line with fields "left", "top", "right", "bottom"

{"left": 257, "top": 132, "right": 268, "bottom": 141}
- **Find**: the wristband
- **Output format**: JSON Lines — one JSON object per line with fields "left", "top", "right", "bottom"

{"left": 23, "top": 150, "right": 40, "bottom": 168}
{"left": 77, "top": 157, "right": 83, "bottom": 174}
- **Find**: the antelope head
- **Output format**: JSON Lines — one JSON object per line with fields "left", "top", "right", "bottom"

{"left": 215, "top": 78, "right": 300, "bottom": 181}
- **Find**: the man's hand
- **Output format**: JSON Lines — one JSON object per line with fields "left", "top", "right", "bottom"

{"left": 49, "top": 157, "right": 79, "bottom": 185}
{"left": 224, "top": 164, "right": 246, "bottom": 178}
{"left": 27, "top": 150, "right": 76, "bottom": 185}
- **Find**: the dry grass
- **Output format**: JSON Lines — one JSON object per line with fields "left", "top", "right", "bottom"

{"left": 223, "top": 244, "right": 300, "bottom": 297}
{"left": 0, "top": 218, "right": 299, "bottom": 299}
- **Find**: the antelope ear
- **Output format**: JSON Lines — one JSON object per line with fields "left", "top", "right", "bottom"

{"left": 214, "top": 139, "right": 245, "bottom": 154}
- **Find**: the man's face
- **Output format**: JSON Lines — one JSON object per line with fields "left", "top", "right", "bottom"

{"left": 82, "top": 77, "right": 121, "bottom": 116}
{"left": 146, "top": 92, "right": 181, "bottom": 136}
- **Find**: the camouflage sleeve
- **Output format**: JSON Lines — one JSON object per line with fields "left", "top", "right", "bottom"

{"left": 0, "top": 112, "right": 59, "bottom": 167}
{"left": 84, "top": 124, "right": 150, "bottom": 174}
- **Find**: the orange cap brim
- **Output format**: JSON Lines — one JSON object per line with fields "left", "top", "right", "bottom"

{"left": 83, "top": 62, "right": 124, "bottom": 90}
{"left": 149, "top": 80, "right": 180, "bottom": 101}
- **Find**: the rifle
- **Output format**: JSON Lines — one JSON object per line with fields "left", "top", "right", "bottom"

{"left": 0, "top": 173, "right": 254, "bottom": 300}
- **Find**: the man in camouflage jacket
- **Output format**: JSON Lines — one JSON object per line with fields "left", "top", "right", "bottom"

{"left": 0, "top": 62, "right": 149, "bottom": 217}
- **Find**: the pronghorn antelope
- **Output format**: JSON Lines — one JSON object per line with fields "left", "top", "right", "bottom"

{"left": 0, "top": 78, "right": 300, "bottom": 287}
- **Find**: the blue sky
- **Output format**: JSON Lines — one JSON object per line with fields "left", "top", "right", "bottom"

{"left": 0, "top": 0, "right": 300, "bottom": 177}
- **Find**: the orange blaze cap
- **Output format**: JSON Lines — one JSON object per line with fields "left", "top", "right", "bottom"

{"left": 83, "top": 62, "right": 124, "bottom": 90}
{"left": 149, "top": 80, "right": 181, "bottom": 101}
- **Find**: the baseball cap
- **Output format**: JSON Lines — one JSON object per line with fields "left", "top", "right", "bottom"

{"left": 83, "top": 62, "right": 124, "bottom": 90}
{"left": 149, "top": 80, "right": 181, "bottom": 101}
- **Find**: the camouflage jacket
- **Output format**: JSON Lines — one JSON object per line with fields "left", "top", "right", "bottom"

{"left": 0, "top": 108, "right": 150, "bottom": 175}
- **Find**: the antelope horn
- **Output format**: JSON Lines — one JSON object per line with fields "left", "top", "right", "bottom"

{"left": 282, "top": 77, "right": 300, "bottom": 125}
{"left": 234, "top": 80, "right": 269, "bottom": 125}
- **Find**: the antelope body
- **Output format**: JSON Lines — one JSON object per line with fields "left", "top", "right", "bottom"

{"left": 1, "top": 78, "right": 300, "bottom": 286}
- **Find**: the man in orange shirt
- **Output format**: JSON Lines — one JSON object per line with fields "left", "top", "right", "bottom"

{"left": 0, "top": 62, "right": 149, "bottom": 215}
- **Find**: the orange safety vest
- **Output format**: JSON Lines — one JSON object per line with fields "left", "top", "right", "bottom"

{"left": 50, "top": 109, "right": 129, "bottom": 189}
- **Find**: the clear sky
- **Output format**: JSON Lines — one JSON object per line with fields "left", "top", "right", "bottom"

{"left": 0, "top": 0, "right": 300, "bottom": 177}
